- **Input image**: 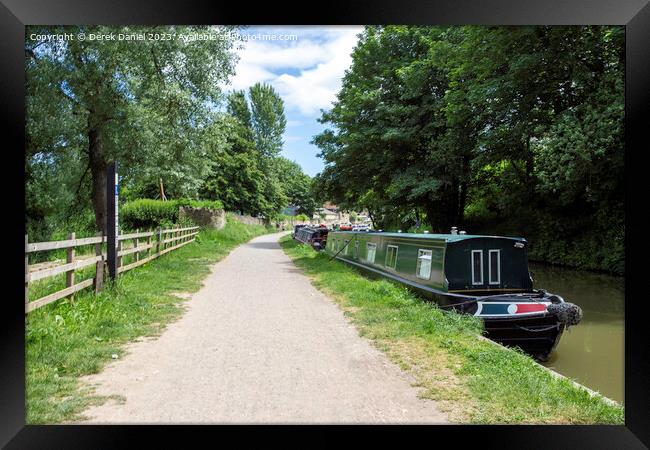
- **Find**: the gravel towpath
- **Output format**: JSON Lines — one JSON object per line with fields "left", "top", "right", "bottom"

{"left": 79, "top": 232, "right": 448, "bottom": 424}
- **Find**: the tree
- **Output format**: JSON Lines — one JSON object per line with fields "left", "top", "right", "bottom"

{"left": 200, "top": 115, "right": 272, "bottom": 216}
{"left": 274, "top": 157, "right": 318, "bottom": 218}
{"left": 201, "top": 86, "right": 297, "bottom": 220}
{"left": 314, "top": 25, "right": 624, "bottom": 272}
{"left": 249, "top": 83, "right": 286, "bottom": 158}
{"left": 314, "top": 26, "right": 468, "bottom": 232}
{"left": 227, "top": 90, "right": 253, "bottom": 130}
{"left": 26, "top": 25, "right": 238, "bottom": 233}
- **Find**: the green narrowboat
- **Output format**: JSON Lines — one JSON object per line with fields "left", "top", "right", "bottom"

{"left": 324, "top": 230, "right": 582, "bottom": 361}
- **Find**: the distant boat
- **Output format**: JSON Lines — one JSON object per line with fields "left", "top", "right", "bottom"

{"left": 292, "top": 224, "right": 307, "bottom": 237}
{"left": 294, "top": 225, "right": 329, "bottom": 250}
{"left": 324, "top": 230, "right": 582, "bottom": 361}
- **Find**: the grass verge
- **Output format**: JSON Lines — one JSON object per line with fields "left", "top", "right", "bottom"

{"left": 280, "top": 236, "right": 624, "bottom": 424}
{"left": 26, "top": 218, "right": 273, "bottom": 424}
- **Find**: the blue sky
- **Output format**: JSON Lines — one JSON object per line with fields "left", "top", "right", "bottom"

{"left": 225, "top": 26, "right": 364, "bottom": 177}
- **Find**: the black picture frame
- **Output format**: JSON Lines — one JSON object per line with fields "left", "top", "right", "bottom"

{"left": 1, "top": 0, "right": 647, "bottom": 448}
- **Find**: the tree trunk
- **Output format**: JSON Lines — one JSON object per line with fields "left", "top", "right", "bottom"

{"left": 457, "top": 178, "right": 468, "bottom": 227}
{"left": 425, "top": 184, "right": 458, "bottom": 234}
{"left": 368, "top": 211, "right": 376, "bottom": 229}
{"left": 457, "top": 153, "right": 471, "bottom": 227}
{"left": 88, "top": 123, "right": 108, "bottom": 234}
{"left": 524, "top": 135, "right": 536, "bottom": 204}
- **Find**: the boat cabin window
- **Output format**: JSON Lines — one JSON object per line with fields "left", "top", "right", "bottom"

{"left": 489, "top": 249, "right": 501, "bottom": 285}
{"left": 471, "top": 250, "right": 483, "bottom": 285}
{"left": 385, "top": 245, "right": 398, "bottom": 269}
{"left": 366, "top": 243, "right": 377, "bottom": 263}
{"left": 416, "top": 249, "right": 432, "bottom": 280}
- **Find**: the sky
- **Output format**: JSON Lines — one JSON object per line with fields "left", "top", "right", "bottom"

{"left": 224, "top": 26, "right": 364, "bottom": 177}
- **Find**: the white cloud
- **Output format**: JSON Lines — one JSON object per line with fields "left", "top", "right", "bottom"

{"left": 226, "top": 26, "right": 364, "bottom": 116}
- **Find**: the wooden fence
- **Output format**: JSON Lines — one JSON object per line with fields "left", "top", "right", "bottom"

{"left": 25, "top": 226, "right": 199, "bottom": 313}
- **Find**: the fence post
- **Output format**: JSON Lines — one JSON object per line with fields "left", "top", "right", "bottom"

{"left": 25, "top": 234, "right": 29, "bottom": 315}
{"left": 157, "top": 228, "right": 162, "bottom": 255}
{"left": 94, "top": 232, "right": 104, "bottom": 293}
{"left": 146, "top": 231, "right": 152, "bottom": 260}
{"left": 66, "top": 232, "right": 75, "bottom": 302}
{"left": 135, "top": 228, "right": 140, "bottom": 263}
{"left": 117, "top": 238, "right": 122, "bottom": 270}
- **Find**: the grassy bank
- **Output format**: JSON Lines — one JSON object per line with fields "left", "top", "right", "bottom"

{"left": 280, "top": 236, "right": 623, "bottom": 424}
{"left": 26, "top": 218, "right": 273, "bottom": 424}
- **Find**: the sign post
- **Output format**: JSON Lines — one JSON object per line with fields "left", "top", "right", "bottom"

{"left": 107, "top": 161, "right": 119, "bottom": 280}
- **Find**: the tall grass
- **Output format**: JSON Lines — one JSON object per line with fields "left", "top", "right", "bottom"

{"left": 26, "top": 219, "right": 272, "bottom": 424}
{"left": 280, "top": 236, "right": 624, "bottom": 424}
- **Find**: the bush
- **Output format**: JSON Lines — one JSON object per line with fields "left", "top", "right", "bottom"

{"left": 120, "top": 199, "right": 178, "bottom": 230}
{"left": 120, "top": 198, "right": 224, "bottom": 231}
{"left": 173, "top": 198, "right": 224, "bottom": 211}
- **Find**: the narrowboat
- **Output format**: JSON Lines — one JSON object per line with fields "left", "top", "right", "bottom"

{"left": 324, "top": 230, "right": 582, "bottom": 361}
{"left": 294, "top": 225, "right": 329, "bottom": 250}
{"left": 292, "top": 224, "right": 307, "bottom": 238}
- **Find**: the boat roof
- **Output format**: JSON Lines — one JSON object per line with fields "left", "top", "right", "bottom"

{"left": 330, "top": 231, "right": 526, "bottom": 242}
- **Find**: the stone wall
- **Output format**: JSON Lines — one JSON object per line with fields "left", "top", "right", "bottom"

{"left": 179, "top": 206, "right": 226, "bottom": 230}
{"left": 230, "top": 214, "right": 268, "bottom": 227}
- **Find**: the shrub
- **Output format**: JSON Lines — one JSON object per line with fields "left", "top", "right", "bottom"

{"left": 173, "top": 198, "right": 224, "bottom": 211}
{"left": 120, "top": 199, "right": 179, "bottom": 230}
{"left": 120, "top": 198, "right": 225, "bottom": 231}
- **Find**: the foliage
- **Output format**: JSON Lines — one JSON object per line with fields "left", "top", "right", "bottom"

{"left": 274, "top": 157, "right": 319, "bottom": 217}
{"left": 26, "top": 24, "right": 238, "bottom": 232}
{"left": 314, "top": 26, "right": 624, "bottom": 273}
{"left": 249, "top": 82, "right": 287, "bottom": 158}
{"left": 199, "top": 86, "right": 312, "bottom": 220}
{"left": 199, "top": 113, "right": 283, "bottom": 218}
{"left": 120, "top": 198, "right": 224, "bottom": 230}
{"left": 26, "top": 28, "right": 317, "bottom": 238}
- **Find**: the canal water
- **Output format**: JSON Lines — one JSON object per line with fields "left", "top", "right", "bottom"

{"left": 529, "top": 262, "right": 624, "bottom": 403}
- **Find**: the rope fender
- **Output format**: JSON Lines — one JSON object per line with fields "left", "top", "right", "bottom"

{"left": 547, "top": 302, "right": 583, "bottom": 327}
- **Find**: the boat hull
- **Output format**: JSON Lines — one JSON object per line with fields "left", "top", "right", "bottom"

{"left": 333, "top": 255, "right": 564, "bottom": 361}
{"left": 482, "top": 314, "right": 564, "bottom": 361}
{"left": 409, "top": 282, "right": 563, "bottom": 361}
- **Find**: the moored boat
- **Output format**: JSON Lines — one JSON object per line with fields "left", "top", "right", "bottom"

{"left": 292, "top": 224, "right": 307, "bottom": 238}
{"left": 324, "top": 229, "right": 582, "bottom": 361}
{"left": 294, "top": 225, "right": 329, "bottom": 250}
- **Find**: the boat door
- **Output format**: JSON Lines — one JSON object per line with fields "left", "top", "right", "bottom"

{"left": 470, "top": 247, "right": 501, "bottom": 288}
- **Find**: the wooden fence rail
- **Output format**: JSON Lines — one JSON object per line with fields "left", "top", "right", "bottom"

{"left": 25, "top": 226, "right": 199, "bottom": 313}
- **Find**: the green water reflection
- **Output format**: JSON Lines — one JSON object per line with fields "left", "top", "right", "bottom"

{"left": 529, "top": 262, "right": 624, "bottom": 403}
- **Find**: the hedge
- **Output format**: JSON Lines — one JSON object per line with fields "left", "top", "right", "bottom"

{"left": 120, "top": 198, "right": 223, "bottom": 230}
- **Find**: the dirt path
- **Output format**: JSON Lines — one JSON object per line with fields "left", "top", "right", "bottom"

{"left": 78, "top": 232, "right": 447, "bottom": 424}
